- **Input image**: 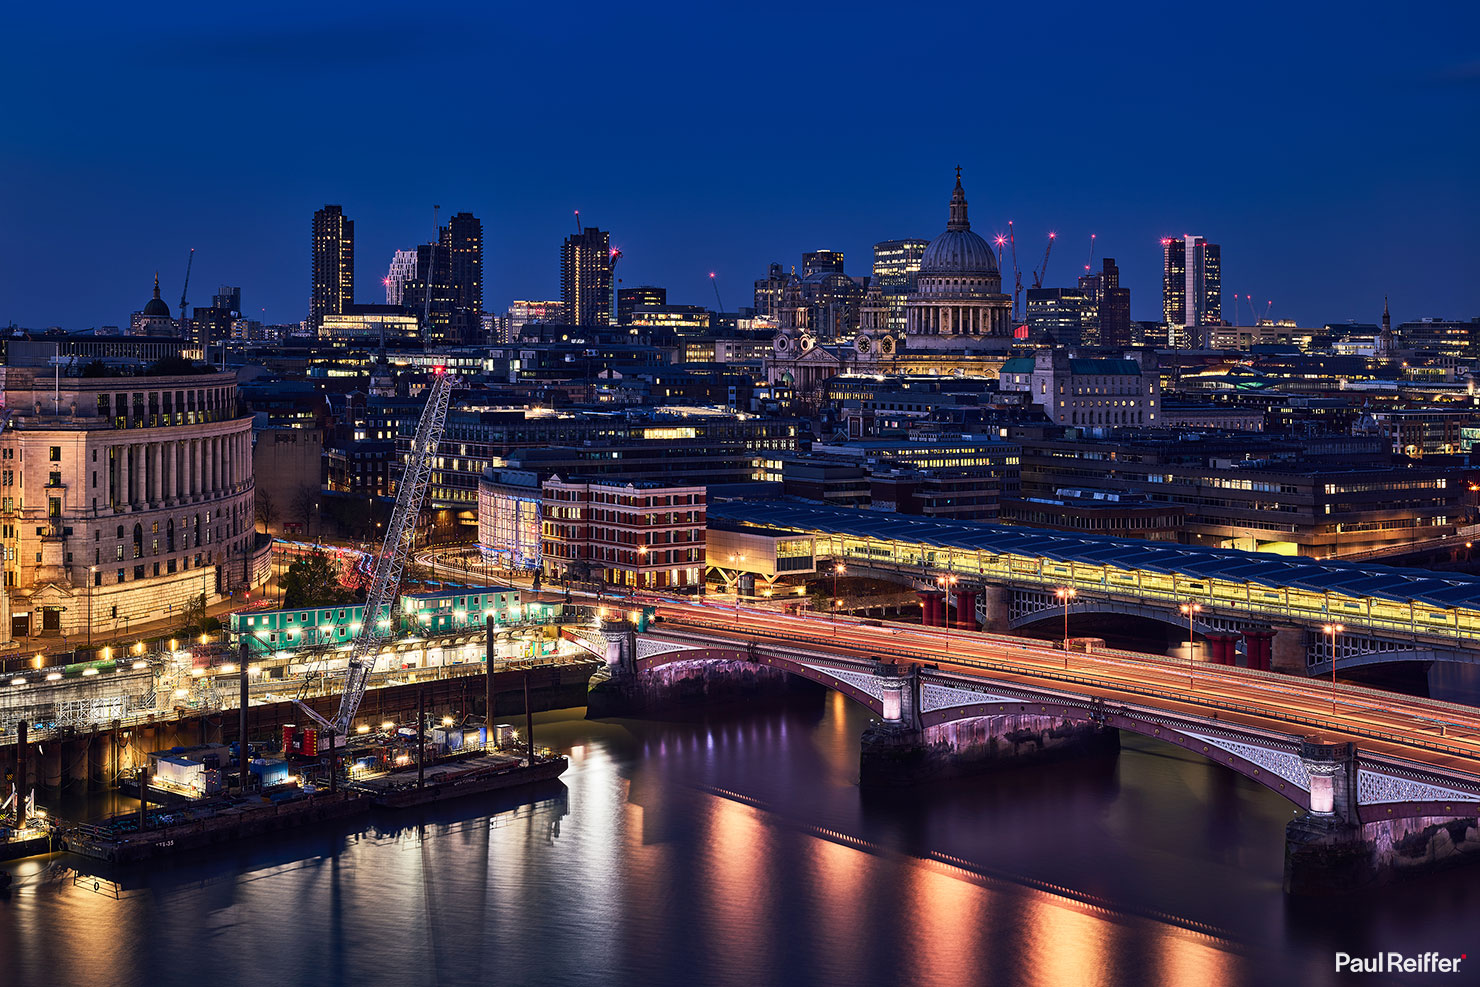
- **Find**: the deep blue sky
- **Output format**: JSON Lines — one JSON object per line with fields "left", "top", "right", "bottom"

{"left": 3, "top": 1, "right": 1477, "bottom": 331}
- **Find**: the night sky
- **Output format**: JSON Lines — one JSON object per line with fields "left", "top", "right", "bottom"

{"left": 3, "top": 0, "right": 1477, "bottom": 331}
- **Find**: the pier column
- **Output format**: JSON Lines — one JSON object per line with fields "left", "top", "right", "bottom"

{"left": 1242, "top": 630, "right": 1273, "bottom": 671}
{"left": 917, "top": 591, "right": 942, "bottom": 627}
{"left": 954, "top": 590, "right": 978, "bottom": 631}
{"left": 1269, "top": 625, "right": 1306, "bottom": 675}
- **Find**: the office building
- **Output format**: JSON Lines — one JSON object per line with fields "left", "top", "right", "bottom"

{"left": 802, "top": 250, "right": 846, "bottom": 276}
{"left": 0, "top": 364, "right": 268, "bottom": 643}
{"left": 1025, "top": 288, "right": 1093, "bottom": 345}
{"left": 508, "top": 300, "right": 564, "bottom": 336}
{"left": 1162, "top": 235, "right": 1221, "bottom": 344}
{"left": 540, "top": 477, "right": 705, "bottom": 591}
{"left": 999, "top": 350, "right": 1160, "bottom": 427}
{"left": 311, "top": 205, "right": 355, "bottom": 331}
{"left": 617, "top": 286, "right": 667, "bottom": 325}
{"left": 562, "top": 227, "right": 614, "bottom": 326}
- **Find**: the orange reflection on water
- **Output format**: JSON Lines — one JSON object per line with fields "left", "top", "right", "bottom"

{"left": 702, "top": 794, "right": 769, "bottom": 983}
{"left": 1153, "top": 924, "right": 1239, "bottom": 987}
{"left": 900, "top": 859, "right": 992, "bottom": 986}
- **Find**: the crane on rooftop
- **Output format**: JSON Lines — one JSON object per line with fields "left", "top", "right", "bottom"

{"left": 1031, "top": 232, "right": 1057, "bottom": 289}
{"left": 179, "top": 248, "right": 195, "bottom": 337}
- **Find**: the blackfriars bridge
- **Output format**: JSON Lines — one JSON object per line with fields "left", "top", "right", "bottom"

{"left": 580, "top": 603, "right": 1480, "bottom": 895}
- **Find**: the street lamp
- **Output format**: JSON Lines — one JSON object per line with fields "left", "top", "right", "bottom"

{"left": 1055, "top": 587, "right": 1076, "bottom": 667}
{"left": 937, "top": 574, "right": 957, "bottom": 654}
{"left": 1179, "top": 602, "right": 1202, "bottom": 689}
{"left": 832, "top": 563, "right": 846, "bottom": 636}
{"left": 1323, "top": 622, "right": 1344, "bottom": 715}
{"left": 637, "top": 544, "right": 648, "bottom": 596}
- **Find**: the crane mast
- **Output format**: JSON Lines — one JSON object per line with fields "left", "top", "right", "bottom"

{"left": 1031, "top": 232, "right": 1057, "bottom": 289}
{"left": 179, "top": 248, "right": 195, "bottom": 337}
{"left": 294, "top": 367, "right": 454, "bottom": 736}
{"left": 1008, "top": 221, "right": 1022, "bottom": 323}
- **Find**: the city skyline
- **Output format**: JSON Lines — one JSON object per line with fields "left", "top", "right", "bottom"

{"left": 3, "top": 2, "right": 1477, "bottom": 330}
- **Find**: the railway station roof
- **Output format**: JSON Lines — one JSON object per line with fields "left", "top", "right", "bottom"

{"left": 708, "top": 500, "right": 1480, "bottom": 611}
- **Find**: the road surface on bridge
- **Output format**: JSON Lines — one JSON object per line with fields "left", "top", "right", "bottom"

{"left": 639, "top": 598, "right": 1480, "bottom": 781}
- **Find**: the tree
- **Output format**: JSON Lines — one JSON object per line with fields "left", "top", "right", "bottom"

{"left": 291, "top": 485, "right": 318, "bottom": 541}
{"left": 280, "top": 549, "right": 357, "bottom": 609}
{"left": 255, "top": 490, "right": 277, "bottom": 534}
{"left": 179, "top": 593, "right": 207, "bottom": 636}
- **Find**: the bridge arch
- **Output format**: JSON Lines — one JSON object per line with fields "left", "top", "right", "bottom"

{"left": 635, "top": 641, "right": 886, "bottom": 717}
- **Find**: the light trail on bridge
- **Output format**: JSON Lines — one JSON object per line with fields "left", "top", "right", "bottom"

{"left": 639, "top": 598, "right": 1480, "bottom": 778}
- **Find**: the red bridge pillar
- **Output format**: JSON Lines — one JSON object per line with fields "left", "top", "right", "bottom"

{"left": 1242, "top": 630, "right": 1273, "bottom": 671}
{"left": 954, "top": 590, "right": 978, "bottom": 631}
{"left": 918, "top": 591, "right": 944, "bottom": 627}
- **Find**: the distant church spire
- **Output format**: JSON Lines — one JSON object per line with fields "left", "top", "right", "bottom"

{"left": 947, "top": 168, "right": 970, "bottom": 232}
{"left": 153, "top": 272, "right": 161, "bottom": 298}
{"left": 1382, "top": 295, "right": 1390, "bottom": 332}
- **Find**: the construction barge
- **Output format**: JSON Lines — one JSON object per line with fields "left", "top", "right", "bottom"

{"left": 354, "top": 752, "right": 567, "bottom": 808}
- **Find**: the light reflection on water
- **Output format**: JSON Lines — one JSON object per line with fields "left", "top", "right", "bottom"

{"left": 1, "top": 699, "right": 1477, "bottom": 987}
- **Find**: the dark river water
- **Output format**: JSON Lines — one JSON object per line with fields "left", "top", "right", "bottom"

{"left": 2, "top": 694, "right": 1477, "bottom": 987}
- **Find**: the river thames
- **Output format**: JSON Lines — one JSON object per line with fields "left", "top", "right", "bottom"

{"left": 1, "top": 694, "right": 1475, "bottom": 986}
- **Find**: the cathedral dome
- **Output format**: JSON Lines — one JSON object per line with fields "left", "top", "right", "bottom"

{"left": 142, "top": 273, "right": 171, "bottom": 318}
{"left": 918, "top": 170, "right": 998, "bottom": 276}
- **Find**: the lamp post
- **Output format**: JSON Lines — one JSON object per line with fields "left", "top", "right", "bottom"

{"left": 1055, "top": 587, "right": 1076, "bottom": 667}
{"left": 832, "top": 563, "right": 845, "bottom": 636}
{"left": 1179, "top": 602, "right": 1202, "bottom": 689}
{"left": 937, "top": 574, "right": 956, "bottom": 654}
{"left": 636, "top": 544, "right": 648, "bottom": 598}
{"left": 1323, "top": 622, "right": 1344, "bottom": 715}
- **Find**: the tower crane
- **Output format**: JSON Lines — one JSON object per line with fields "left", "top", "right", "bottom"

{"left": 1084, "top": 233, "right": 1096, "bottom": 275}
{"left": 1031, "top": 232, "right": 1057, "bottom": 289}
{"left": 709, "top": 272, "right": 725, "bottom": 313}
{"left": 1008, "top": 221, "right": 1022, "bottom": 322}
{"left": 179, "top": 248, "right": 195, "bottom": 335}
{"left": 293, "top": 365, "right": 454, "bottom": 737}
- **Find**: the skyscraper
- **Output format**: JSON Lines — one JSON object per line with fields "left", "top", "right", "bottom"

{"left": 1097, "top": 261, "right": 1132, "bottom": 351}
{"left": 385, "top": 249, "right": 417, "bottom": 305}
{"left": 311, "top": 205, "right": 354, "bottom": 331}
{"left": 397, "top": 212, "right": 484, "bottom": 345}
{"left": 1162, "top": 235, "right": 1221, "bottom": 344}
{"left": 562, "top": 227, "right": 613, "bottom": 326}
{"left": 443, "top": 211, "right": 484, "bottom": 342}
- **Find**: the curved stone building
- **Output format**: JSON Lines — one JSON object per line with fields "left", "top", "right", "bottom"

{"left": 0, "top": 362, "right": 268, "bottom": 644}
{"left": 904, "top": 169, "right": 1012, "bottom": 347}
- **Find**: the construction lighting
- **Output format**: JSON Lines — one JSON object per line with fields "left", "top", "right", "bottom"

{"left": 441, "top": 716, "right": 454, "bottom": 726}
{"left": 46, "top": 672, "right": 61, "bottom": 681}
{"left": 356, "top": 724, "right": 370, "bottom": 734}
{"left": 83, "top": 668, "right": 99, "bottom": 676}
{"left": 10, "top": 677, "right": 25, "bottom": 686}
{"left": 132, "top": 660, "right": 147, "bottom": 670}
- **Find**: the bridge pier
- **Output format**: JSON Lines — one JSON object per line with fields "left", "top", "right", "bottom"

{"left": 861, "top": 666, "right": 1118, "bottom": 788}
{"left": 586, "top": 623, "right": 819, "bottom": 719}
{"left": 1284, "top": 740, "right": 1480, "bottom": 894}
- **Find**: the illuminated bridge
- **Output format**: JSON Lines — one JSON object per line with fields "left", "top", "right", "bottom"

{"left": 588, "top": 602, "right": 1480, "bottom": 893}
{"left": 707, "top": 501, "right": 1480, "bottom": 676}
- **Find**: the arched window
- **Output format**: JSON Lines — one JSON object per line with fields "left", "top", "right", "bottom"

{"left": 167, "top": 517, "right": 175, "bottom": 553}
{"left": 132, "top": 523, "right": 143, "bottom": 559}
